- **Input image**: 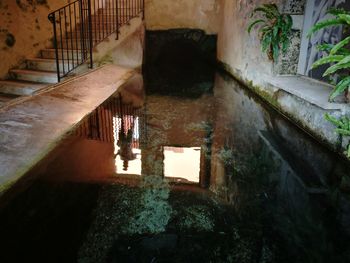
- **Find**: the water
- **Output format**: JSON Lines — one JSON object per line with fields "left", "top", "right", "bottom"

{"left": 0, "top": 68, "right": 350, "bottom": 262}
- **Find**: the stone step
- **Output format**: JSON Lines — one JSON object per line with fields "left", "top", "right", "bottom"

{"left": 41, "top": 49, "right": 83, "bottom": 60}
{"left": 58, "top": 38, "right": 81, "bottom": 49}
{"left": 74, "top": 23, "right": 121, "bottom": 32}
{"left": 0, "top": 80, "right": 46, "bottom": 96}
{"left": 26, "top": 58, "right": 57, "bottom": 72}
{"left": 65, "top": 30, "right": 118, "bottom": 39}
{"left": 58, "top": 39, "right": 85, "bottom": 49}
{"left": 0, "top": 93, "right": 18, "bottom": 107}
{"left": 9, "top": 69, "right": 58, "bottom": 84}
{"left": 26, "top": 58, "right": 79, "bottom": 73}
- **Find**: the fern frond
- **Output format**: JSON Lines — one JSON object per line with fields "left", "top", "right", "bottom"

{"left": 338, "top": 14, "right": 350, "bottom": 25}
{"left": 323, "top": 56, "right": 350, "bottom": 76}
{"left": 327, "top": 8, "right": 350, "bottom": 16}
{"left": 330, "top": 36, "right": 350, "bottom": 55}
{"left": 329, "top": 76, "right": 350, "bottom": 100}
{"left": 261, "top": 31, "right": 272, "bottom": 52}
{"left": 325, "top": 113, "right": 343, "bottom": 127}
{"left": 247, "top": 19, "right": 266, "bottom": 33}
{"left": 272, "top": 42, "right": 279, "bottom": 62}
{"left": 253, "top": 4, "right": 279, "bottom": 19}
{"left": 312, "top": 55, "right": 345, "bottom": 69}
{"left": 307, "top": 19, "right": 346, "bottom": 37}
{"left": 335, "top": 128, "right": 350, "bottom": 136}
{"left": 318, "top": 44, "right": 350, "bottom": 55}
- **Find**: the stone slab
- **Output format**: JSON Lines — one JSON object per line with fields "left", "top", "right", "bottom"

{"left": 267, "top": 75, "right": 349, "bottom": 111}
{"left": 224, "top": 65, "right": 350, "bottom": 156}
{"left": 0, "top": 64, "right": 135, "bottom": 194}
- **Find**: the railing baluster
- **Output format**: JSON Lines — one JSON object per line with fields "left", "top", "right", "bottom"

{"left": 128, "top": 0, "right": 130, "bottom": 23}
{"left": 49, "top": 13, "right": 61, "bottom": 82}
{"left": 79, "top": 0, "right": 86, "bottom": 62}
{"left": 69, "top": 5, "right": 75, "bottom": 70}
{"left": 112, "top": 0, "right": 115, "bottom": 33}
{"left": 143, "top": 0, "right": 145, "bottom": 19}
{"left": 48, "top": 0, "right": 145, "bottom": 82}
{"left": 116, "top": 0, "right": 119, "bottom": 39}
{"left": 107, "top": 0, "right": 112, "bottom": 36}
{"left": 74, "top": 3, "right": 79, "bottom": 64}
{"left": 123, "top": 0, "right": 126, "bottom": 25}
{"left": 64, "top": 8, "right": 70, "bottom": 74}
{"left": 59, "top": 11, "right": 65, "bottom": 76}
{"left": 101, "top": 0, "right": 107, "bottom": 39}
{"left": 93, "top": 0, "right": 97, "bottom": 45}
{"left": 97, "top": 0, "right": 101, "bottom": 42}
{"left": 88, "top": 0, "right": 93, "bottom": 69}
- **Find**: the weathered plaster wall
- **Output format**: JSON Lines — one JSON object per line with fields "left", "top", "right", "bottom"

{"left": 0, "top": 0, "right": 71, "bottom": 79}
{"left": 94, "top": 19, "right": 145, "bottom": 69}
{"left": 217, "top": 0, "right": 305, "bottom": 84}
{"left": 144, "top": 0, "right": 220, "bottom": 34}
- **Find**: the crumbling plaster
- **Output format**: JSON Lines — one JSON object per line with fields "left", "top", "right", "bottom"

{"left": 144, "top": 0, "right": 220, "bottom": 34}
{"left": 217, "top": 0, "right": 306, "bottom": 86}
{"left": 0, "top": 0, "right": 73, "bottom": 79}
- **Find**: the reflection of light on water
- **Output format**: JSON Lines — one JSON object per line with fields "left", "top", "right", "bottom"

{"left": 113, "top": 116, "right": 142, "bottom": 175}
{"left": 115, "top": 148, "right": 142, "bottom": 175}
{"left": 164, "top": 147, "right": 201, "bottom": 183}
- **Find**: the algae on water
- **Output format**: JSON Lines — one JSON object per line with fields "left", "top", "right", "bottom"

{"left": 123, "top": 175, "right": 173, "bottom": 234}
{"left": 178, "top": 205, "right": 214, "bottom": 232}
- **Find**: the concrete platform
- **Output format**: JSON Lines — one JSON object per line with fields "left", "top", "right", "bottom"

{"left": 0, "top": 64, "right": 135, "bottom": 195}
{"left": 225, "top": 65, "right": 350, "bottom": 157}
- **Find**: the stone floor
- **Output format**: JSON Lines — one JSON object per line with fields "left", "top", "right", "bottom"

{"left": 0, "top": 65, "right": 135, "bottom": 195}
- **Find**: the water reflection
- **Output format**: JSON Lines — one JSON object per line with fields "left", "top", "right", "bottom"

{"left": 69, "top": 73, "right": 350, "bottom": 262}
{"left": 112, "top": 101, "right": 142, "bottom": 174}
{"left": 1, "top": 72, "right": 350, "bottom": 262}
{"left": 164, "top": 147, "right": 201, "bottom": 183}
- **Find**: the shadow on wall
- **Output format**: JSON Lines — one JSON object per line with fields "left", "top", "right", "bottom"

{"left": 144, "top": 29, "right": 217, "bottom": 97}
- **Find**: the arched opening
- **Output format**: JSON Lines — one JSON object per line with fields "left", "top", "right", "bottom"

{"left": 144, "top": 30, "right": 217, "bottom": 97}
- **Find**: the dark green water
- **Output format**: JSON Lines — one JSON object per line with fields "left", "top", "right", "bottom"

{"left": 0, "top": 61, "right": 350, "bottom": 263}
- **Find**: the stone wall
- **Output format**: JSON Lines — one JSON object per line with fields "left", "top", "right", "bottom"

{"left": 144, "top": 0, "right": 220, "bottom": 34}
{"left": 0, "top": 0, "right": 73, "bottom": 79}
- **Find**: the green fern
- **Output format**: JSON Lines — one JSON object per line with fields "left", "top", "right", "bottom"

{"left": 317, "top": 44, "right": 350, "bottom": 55}
{"left": 330, "top": 36, "right": 350, "bottom": 55}
{"left": 311, "top": 55, "right": 345, "bottom": 68}
{"left": 330, "top": 76, "right": 350, "bottom": 100}
{"left": 247, "top": 3, "right": 293, "bottom": 62}
{"left": 325, "top": 113, "right": 350, "bottom": 157}
{"left": 309, "top": 8, "right": 350, "bottom": 101}
{"left": 307, "top": 19, "right": 347, "bottom": 37}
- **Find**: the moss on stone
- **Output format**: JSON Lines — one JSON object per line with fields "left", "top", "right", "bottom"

{"left": 96, "top": 53, "right": 113, "bottom": 67}
{"left": 123, "top": 175, "right": 172, "bottom": 235}
{"left": 178, "top": 205, "right": 214, "bottom": 232}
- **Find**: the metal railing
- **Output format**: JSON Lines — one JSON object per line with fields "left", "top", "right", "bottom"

{"left": 48, "top": 0, "right": 144, "bottom": 82}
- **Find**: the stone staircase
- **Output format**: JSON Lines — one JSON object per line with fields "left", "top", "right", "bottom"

{"left": 0, "top": 1, "right": 138, "bottom": 107}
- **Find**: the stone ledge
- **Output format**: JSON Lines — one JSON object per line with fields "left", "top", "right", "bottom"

{"left": 266, "top": 75, "right": 349, "bottom": 111}
{"left": 0, "top": 65, "right": 135, "bottom": 195}
{"left": 220, "top": 63, "right": 350, "bottom": 157}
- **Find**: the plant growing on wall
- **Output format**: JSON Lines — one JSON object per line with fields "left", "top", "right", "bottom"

{"left": 247, "top": 4, "right": 293, "bottom": 62}
{"left": 308, "top": 8, "right": 350, "bottom": 101}
{"left": 325, "top": 113, "right": 350, "bottom": 157}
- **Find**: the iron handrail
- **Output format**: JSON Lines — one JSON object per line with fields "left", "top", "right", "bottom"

{"left": 48, "top": 0, "right": 144, "bottom": 82}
